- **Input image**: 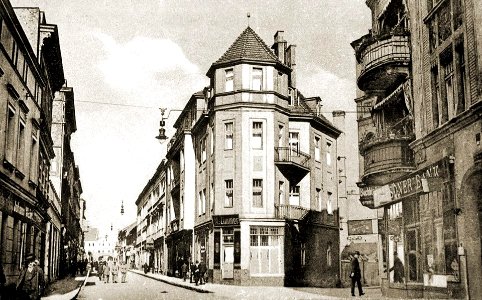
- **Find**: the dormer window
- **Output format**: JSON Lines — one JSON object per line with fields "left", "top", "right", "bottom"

{"left": 252, "top": 67, "right": 263, "bottom": 91}
{"left": 225, "top": 69, "right": 234, "bottom": 92}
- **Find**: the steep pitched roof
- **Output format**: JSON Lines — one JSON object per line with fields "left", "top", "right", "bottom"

{"left": 208, "top": 26, "right": 282, "bottom": 74}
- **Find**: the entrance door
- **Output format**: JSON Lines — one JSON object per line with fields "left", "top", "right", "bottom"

{"left": 222, "top": 245, "right": 234, "bottom": 279}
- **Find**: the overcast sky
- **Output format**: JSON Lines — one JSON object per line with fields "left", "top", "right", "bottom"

{"left": 11, "top": 0, "right": 371, "bottom": 233}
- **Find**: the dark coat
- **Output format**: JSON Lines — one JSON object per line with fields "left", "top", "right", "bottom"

{"left": 351, "top": 257, "right": 361, "bottom": 279}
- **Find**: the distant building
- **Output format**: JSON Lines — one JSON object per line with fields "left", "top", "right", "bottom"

{"left": 84, "top": 227, "right": 117, "bottom": 262}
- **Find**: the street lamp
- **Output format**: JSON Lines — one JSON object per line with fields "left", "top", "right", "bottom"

{"left": 120, "top": 200, "right": 124, "bottom": 215}
{"left": 155, "top": 108, "right": 168, "bottom": 142}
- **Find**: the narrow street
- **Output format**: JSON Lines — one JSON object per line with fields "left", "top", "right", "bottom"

{"left": 77, "top": 272, "right": 228, "bottom": 300}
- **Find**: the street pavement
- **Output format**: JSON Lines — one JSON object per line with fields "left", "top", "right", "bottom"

{"left": 45, "top": 269, "right": 386, "bottom": 300}
{"left": 130, "top": 269, "right": 385, "bottom": 300}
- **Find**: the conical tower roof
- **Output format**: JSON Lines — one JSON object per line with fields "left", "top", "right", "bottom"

{"left": 207, "top": 26, "right": 286, "bottom": 75}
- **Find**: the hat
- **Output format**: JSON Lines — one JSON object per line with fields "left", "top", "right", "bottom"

{"left": 354, "top": 251, "right": 360, "bottom": 255}
{"left": 25, "top": 254, "right": 35, "bottom": 263}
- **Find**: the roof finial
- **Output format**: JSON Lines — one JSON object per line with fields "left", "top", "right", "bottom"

{"left": 247, "top": 12, "right": 250, "bottom": 26}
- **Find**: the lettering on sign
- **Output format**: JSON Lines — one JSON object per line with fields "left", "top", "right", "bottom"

{"left": 347, "top": 235, "right": 363, "bottom": 241}
{"left": 213, "top": 215, "right": 240, "bottom": 226}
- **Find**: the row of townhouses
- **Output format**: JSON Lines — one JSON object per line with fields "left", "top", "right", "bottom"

{"left": 126, "top": 27, "right": 349, "bottom": 287}
{"left": 352, "top": 0, "right": 482, "bottom": 298}
{"left": 0, "top": 0, "right": 85, "bottom": 290}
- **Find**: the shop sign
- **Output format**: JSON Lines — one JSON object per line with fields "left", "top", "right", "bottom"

{"left": 213, "top": 215, "right": 239, "bottom": 227}
{"left": 348, "top": 219, "right": 373, "bottom": 235}
{"left": 373, "top": 158, "right": 447, "bottom": 207}
{"left": 347, "top": 235, "right": 363, "bottom": 241}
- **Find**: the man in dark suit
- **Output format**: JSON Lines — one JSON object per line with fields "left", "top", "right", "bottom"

{"left": 350, "top": 251, "right": 365, "bottom": 297}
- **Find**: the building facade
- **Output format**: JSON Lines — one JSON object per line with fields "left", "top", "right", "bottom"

{"left": 135, "top": 160, "right": 167, "bottom": 272}
{"left": 352, "top": 0, "right": 482, "bottom": 298}
{"left": 0, "top": 1, "right": 69, "bottom": 288}
{"left": 162, "top": 27, "right": 343, "bottom": 287}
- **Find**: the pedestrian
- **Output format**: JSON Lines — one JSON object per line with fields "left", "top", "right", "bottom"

{"left": 388, "top": 252, "right": 404, "bottom": 283}
{"left": 33, "top": 259, "right": 45, "bottom": 297}
{"left": 198, "top": 260, "right": 207, "bottom": 285}
{"left": 119, "top": 261, "right": 128, "bottom": 283}
{"left": 189, "top": 261, "right": 195, "bottom": 283}
{"left": 16, "top": 254, "right": 42, "bottom": 300}
{"left": 350, "top": 251, "right": 364, "bottom": 297}
{"left": 0, "top": 261, "right": 6, "bottom": 300}
{"left": 194, "top": 261, "right": 200, "bottom": 286}
{"left": 111, "top": 261, "right": 119, "bottom": 283}
{"left": 97, "top": 261, "right": 104, "bottom": 281}
{"left": 181, "top": 262, "right": 188, "bottom": 282}
{"left": 103, "top": 262, "right": 110, "bottom": 283}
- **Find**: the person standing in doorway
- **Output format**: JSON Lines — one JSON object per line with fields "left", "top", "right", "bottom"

{"left": 350, "top": 251, "right": 365, "bottom": 297}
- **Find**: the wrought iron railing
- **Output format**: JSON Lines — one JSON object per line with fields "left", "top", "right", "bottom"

{"left": 274, "top": 147, "right": 310, "bottom": 168}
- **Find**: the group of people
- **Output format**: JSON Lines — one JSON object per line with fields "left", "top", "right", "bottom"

{"left": 97, "top": 260, "right": 128, "bottom": 284}
{"left": 180, "top": 260, "right": 207, "bottom": 286}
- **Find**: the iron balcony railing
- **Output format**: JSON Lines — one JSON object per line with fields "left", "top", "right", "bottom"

{"left": 275, "top": 204, "right": 309, "bottom": 220}
{"left": 274, "top": 147, "right": 310, "bottom": 168}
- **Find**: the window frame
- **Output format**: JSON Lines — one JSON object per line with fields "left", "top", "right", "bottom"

{"left": 225, "top": 68, "right": 234, "bottom": 92}
{"left": 224, "top": 179, "right": 233, "bottom": 208}
{"left": 252, "top": 179, "right": 263, "bottom": 208}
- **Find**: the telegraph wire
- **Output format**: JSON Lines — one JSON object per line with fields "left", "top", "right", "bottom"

{"left": 75, "top": 100, "right": 369, "bottom": 113}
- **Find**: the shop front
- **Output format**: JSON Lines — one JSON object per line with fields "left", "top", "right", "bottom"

{"left": 375, "top": 157, "right": 464, "bottom": 298}
{"left": 165, "top": 227, "right": 192, "bottom": 277}
{"left": 212, "top": 215, "right": 241, "bottom": 284}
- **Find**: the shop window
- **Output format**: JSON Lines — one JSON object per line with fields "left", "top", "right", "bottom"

{"left": 386, "top": 202, "right": 406, "bottom": 284}
{"left": 249, "top": 226, "right": 283, "bottom": 275}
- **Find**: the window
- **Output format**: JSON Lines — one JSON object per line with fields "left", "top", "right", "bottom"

{"left": 441, "top": 49, "right": 455, "bottom": 123}
{"left": 455, "top": 42, "right": 466, "bottom": 114}
{"left": 316, "top": 188, "right": 322, "bottom": 211}
{"left": 289, "top": 132, "right": 299, "bottom": 155}
{"left": 5, "top": 106, "right": 16, "bottom": 163}
{"left": 326, "top": 141, "right": 332, "bottom": 166}
{"left": 225, "top": 69, "right": 234, "bottom": 92}
{"left": 431, "top": 66, "right": 440, "bottom": 128}
{"left": 201, "top": 137, "right": 206, "bottom": 163}
{"left": 202, "top": 189, "right": 206, "bottom": 215}
{"left": 327, "top": 192, "right": 333, "bottom": 215}
{"left": 278, "top": 125, "right": 284, "bottom": 147}
{"left": 279, "top": 181, "right": 284, "bottom": 204}
{"left": 210, "top": 126, "right": 214, "bottom": 155}
{"left": 225, "top": 122, "right": 233, "bottom": 150}
{"left": 289, "top": 184, "right": 300, "bottom": 206}
{"left": 249, "top": 226, "right": 283, "bottom": 275}
{"left": 252, "top": 67, "right": 263, "bottom": 91}
{"left": 252, "top": 179, "right": 263, "bottom": 208}
{"left": 224, "top": 180, "right": 233, "bottom": 207}
{"left": 198, "top": 192, "right": 203, "bottom": 216}
{"left": 210, "top": 183, "right": 214, "bottom": 211}
{"left": 252, "top": 122, "right": 263, "bottom": 149}
{"left": 17, "top": 120, "right": 25, "bottom": 171}
{"left": 314, "top": 136, "right": 321, "bottom": 162}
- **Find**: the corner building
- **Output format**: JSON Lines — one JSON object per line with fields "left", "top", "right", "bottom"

{"left": 167, "top": 27, "right": 342, "bottom": 287}
{"left": 353, "top": 0, "right": 482, "bottom": 298}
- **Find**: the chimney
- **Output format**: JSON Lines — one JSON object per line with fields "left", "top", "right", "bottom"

{"left": 286, "top": 44, "right": 296, "bottom": 88}
{"left": 272, "top": 31, "right": 287, "bottom": 64}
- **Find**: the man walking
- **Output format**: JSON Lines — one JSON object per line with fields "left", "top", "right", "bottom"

{"left": 119, "top": 261, "right": 128, "bottom": 283}
{"left": 111, "top": 261, "right": 119, "bottom": 283}
{"left": 103, "top": 262, "right": 110, "bottom": 283}
{"left": 97, "top": 261, "right": 104, "bottom": 281}
{"left": 350, "top": 251, "right": 364, "bottom": 297}
{"left": 181, "top": 261, "right": 188, "bottom": 282}
{"left": 198, "top": 260, "right": 207, "bottom": 285}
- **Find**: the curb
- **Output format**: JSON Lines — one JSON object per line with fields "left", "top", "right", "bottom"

{"left": 71, "top": 269, "right": 91, "bottom": 300}
{"left": 131, "top": 270, "right": 211, "bottom": 293}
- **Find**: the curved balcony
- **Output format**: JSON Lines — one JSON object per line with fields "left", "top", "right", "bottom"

{"left": 356, "top": 34, "right": 410, "bottom": 91}
{"left": 275, "top": 204, "right": 309, "bottom": 220}
{"left": 274, "top": 147, "right": 310, "bottom": 184}
{"left": 360, "top": 134, "right": 415, "bottom": 186}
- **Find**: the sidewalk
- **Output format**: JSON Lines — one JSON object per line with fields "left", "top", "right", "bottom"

{"left": 131, "top": 269, "right": 385, "bottom": 299}
{"left": 41, "top": 270, "right": 90, "bottom": 300}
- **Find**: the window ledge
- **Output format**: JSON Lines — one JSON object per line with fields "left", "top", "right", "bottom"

{"left": 14, "top": 169, "right": 25, "bottom": 180}
{"left": 3, "top": 159, "right": 14, "bottom": 172}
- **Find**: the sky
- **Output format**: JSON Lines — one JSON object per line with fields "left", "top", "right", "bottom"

{"left": 10, "top": 0, "right": 371, "bottom": 233}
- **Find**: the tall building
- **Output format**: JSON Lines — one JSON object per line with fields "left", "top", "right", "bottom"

{"left": 0, "top": 1, "right": 66, "bottom": 287}
{"left": 352, "top": 0, "right": 482, "bottom": 298}
{"left": 163, "top": 27, "right": 343, "bottom": 287}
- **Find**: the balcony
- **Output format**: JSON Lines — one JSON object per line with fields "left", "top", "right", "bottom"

{"left": 360, "top": 134, "right": 415, "bottom": 186}
{"left": 274, "top": 147, "right": 310, "bottom": 184}
{"left": 355, "top": 33, "right": 410, "bottom": 91}
{"left": 275, "top": 204, "right": 309, "bottom": 220}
